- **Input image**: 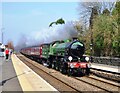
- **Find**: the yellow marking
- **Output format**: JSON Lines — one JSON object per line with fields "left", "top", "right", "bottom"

{"left": 11, "top": 54, "right": 34, "bottom": 91}
{"left": 11, "top": 54, "right": 58, "bottom": 92}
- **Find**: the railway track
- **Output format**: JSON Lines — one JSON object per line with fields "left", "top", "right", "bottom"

{"left": 17, "top": 55, "right": 81, "bottom": 92}
{"left": 17, "top": 54, "right": 119, "bottom": 92}
{"left": 90, "top": 68, "right": 120, "bottom": 82}
{"left": 74, "top": 76, "right": 119, "bottom": 92}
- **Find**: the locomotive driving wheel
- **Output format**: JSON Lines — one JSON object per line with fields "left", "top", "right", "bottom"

{"left": 46, "top": 59, "right": 51, "bottom": 68}
{"left": 81, "top": 68, "right": 86, "bottom": 75}
{"left": 52, "top": 59, "right": 56, "bottom": 69}
{"left": 59, "top": 65, "right": 65, "bottom": 74}
{"left": 68, "top": 68, "right": 75, "bottom": 76}
{"left": 55, "top": 62, "right": 59, "bottom": 71}
{"left": 86, "top": 68, "right": 90, "bottom": 76}
{"left": 51, "top": 63, "right": 55, "bottom": 69}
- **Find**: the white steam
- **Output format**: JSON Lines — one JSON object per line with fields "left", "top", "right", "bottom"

{"left": 21, "top": 22, "right": 78, "bottom": 47}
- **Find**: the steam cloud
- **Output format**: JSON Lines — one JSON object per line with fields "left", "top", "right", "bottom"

{"left": 17, "top": 22, "right": 78, "bottom": 49}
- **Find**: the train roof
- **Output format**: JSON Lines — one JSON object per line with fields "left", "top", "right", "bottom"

{"left": 22, "top": 44, "right": 41, "bottom": 49}
{"left": 40, "top": 40, "right": 64, "bottom": 46}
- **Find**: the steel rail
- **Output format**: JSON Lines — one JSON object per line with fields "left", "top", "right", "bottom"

{"left": 17, "top": 54, "right": 119, "bottom": 93}
{"left": 17, "top": 55, "right": 82, "bottom": 93}
{"left": 85, "top": 76, "right": 120, "bottom": 87}
{"left": 73, "top": 76, "right": 119, "bottom": 93}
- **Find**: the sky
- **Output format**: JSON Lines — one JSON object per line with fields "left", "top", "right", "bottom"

{"left": 1, "top": 2, "right": 80, "bottom": 46}
{"left": 0, "top": 0, "right": 116, "bottom": 47}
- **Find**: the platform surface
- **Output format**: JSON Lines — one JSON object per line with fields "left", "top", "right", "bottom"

{"left": 0, "top": 57, "right": 3, "bottom": 93}
{"left": 11, "top": 54, "right": 58, "bottom": 92}
{"left": 1, "top": 54, "right": 119, "bottom": 92}
{"left": 0, "top": 57, "right": 23, "bottom": 92}
{"left": 91, "top": 63, "right": 119, "bottom": 73}
{"left": 0, "top": 54, "right": 59, "bottom": 92}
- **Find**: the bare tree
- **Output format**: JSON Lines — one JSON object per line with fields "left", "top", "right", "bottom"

{"left": 7, "top": 41, "right": 14, "bottom": 50}
{"left": 77, "top": 1, "right": 115, "bottom": 29}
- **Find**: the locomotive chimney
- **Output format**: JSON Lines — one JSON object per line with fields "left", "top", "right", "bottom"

{"left": 72, "top": 37, "right": 78, "bottom": 41}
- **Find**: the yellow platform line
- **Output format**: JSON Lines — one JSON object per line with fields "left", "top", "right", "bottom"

{"left": 11, "top": 54, "right": 58, "bottom": 92}
{"left": 11, "top": 54, "right": 34, "bottom": 91}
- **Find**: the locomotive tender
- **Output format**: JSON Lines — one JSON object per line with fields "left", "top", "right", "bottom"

{"left": 20, "top": 38, "right": 90, "bottom": 76}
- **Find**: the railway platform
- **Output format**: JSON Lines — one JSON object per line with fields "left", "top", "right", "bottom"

{"left": 0, "top": 53, "right": 119, "bottom": 92}
{"left": 90, "top": 63, "right": 119, "bottom": 74}
{"left": 0, "top": 56, "right": 22, "bottom": 92}
{"left": 0, "top": 54, "right": 58, "bottom": 92}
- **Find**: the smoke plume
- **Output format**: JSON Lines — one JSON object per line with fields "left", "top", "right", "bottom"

{"left": 16, "top": 21, "right": 78, "bottom": 49}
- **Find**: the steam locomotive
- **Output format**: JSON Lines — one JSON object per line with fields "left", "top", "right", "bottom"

{"left": 20, "top": 38, "right": 90, "bottom": 76}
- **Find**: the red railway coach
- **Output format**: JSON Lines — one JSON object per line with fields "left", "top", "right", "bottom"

{"left": 20, "top": 45, "right": 42, "bottom": 62}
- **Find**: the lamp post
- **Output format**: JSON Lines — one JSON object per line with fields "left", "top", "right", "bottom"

{"left": 1, "top": 28, "right": 5, "bottom": 44}
{"left": 90, "top": 27, "right": 93, "bottom": 63}
{"left": 90, "top": 43, "right": 93, "bottom": 62}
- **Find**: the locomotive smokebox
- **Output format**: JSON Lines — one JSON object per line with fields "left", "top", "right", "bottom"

{"left": 70, "top": 40, "right": 85, "bottom": 58}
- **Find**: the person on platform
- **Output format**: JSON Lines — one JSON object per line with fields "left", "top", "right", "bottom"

{"left": 5, "top": 48, "right": 9, "bottom": 60}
